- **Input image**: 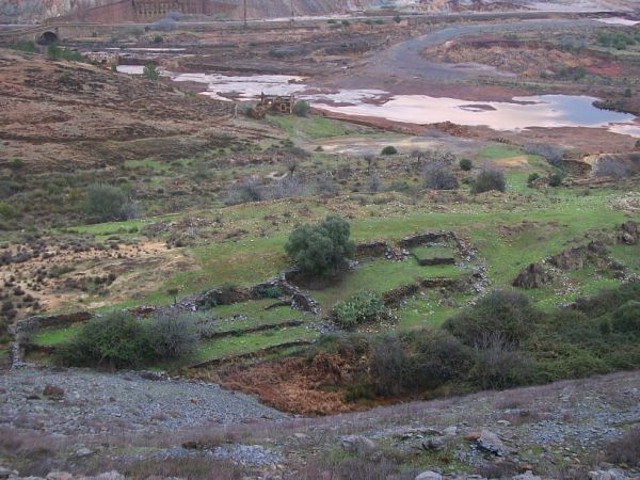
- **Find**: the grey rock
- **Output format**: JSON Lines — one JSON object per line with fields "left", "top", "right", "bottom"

{"left": 415, "top": 471, "right": 443, "bottom": 480}
{"left": 92, "top": 471, "right": 126, "bottom": 480}
{"left": 421, "top": 437, "right": 445, "bottom": 451}
{"left": 512, "top": 472, "right": 542, "bottom": 480}
{"left": 0, "top": 467, "right": 18, "bottom": 479}
{"left": 73, "top": 448, "right": 94, "bottom": 458}
{"left": 478, "top": 429, "right": 507, "bottom": 457}
{"left": 443, "top": 426, "right": 458, "bottom": 436}
{"left": 340, "top": 435, "right": 376, "bottom": 454}
{"left": 45, "top": 473, "right": 73, "bottom": 480}
{"left": 588, "top": 470, "right": 627, "bottom": 480}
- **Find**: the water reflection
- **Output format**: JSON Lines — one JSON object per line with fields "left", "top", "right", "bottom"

{"left": 133, "top": 70, "right": 640, "bottom": 136}
{"left": 317, "top": 94, "right": 636, "bottom": 131}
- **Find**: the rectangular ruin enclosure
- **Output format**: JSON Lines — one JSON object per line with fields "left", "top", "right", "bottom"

{"left": 411, "top": 245, "right": 456, "bottom": 266}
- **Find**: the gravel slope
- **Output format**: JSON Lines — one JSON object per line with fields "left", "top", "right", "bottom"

{"left": 0, "top": 366, "right": 287, "bottom": 436}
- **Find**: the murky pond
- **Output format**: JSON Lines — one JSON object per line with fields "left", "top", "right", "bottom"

{"left": 315, "top": 94, "right": 637, "bottom": 132}
{"left": 164, "top": 72, "right": 639, "bottom": 136}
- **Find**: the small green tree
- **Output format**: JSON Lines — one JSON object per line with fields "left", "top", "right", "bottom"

{"left": 84, "top": 183, "right": 138, "bottom": 223}
{"left": 285, "top": 215, "right": 355, "bottom": 277}
{"left": 381, "top": 145, "right": 398, "bottom": 155}
{"left": 293, "top": 100, "right": 310, "bottom": 117}
{"left": 459, "top": 158, "right": 473, "bottom": 171}
{"left": 143, "top": 62, "right": 160, "bottom": 81}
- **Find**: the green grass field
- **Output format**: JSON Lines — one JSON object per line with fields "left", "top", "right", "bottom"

{"left": 6, "top": 112, "right": 639, "bottom": 374}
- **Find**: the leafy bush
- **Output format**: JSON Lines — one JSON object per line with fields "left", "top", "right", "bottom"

{"left": 471, "top": 168, "right": 506, "bottom": 193}
{"left": 405, "top": 330, "right": 472, "bottom": 391}
{"left": 548, "top": 169, "right": 566, "bottom": 187}
{"left": 143, "top": 62, "right": 160, "bottom": 81}
{"left": 459, "top": 158, "right": 473, "bottom": 171}
{"left": 527, "top": 172, "right": 541, "bottom": 187}
{"left": 443, "top": 290, "right": 540, "bottom": 346}
{"left": 9, "top": 40, "right": 36, "bottom": 53}
{"left": 285, "top": 215, "right": 355, "bottom": 277}
{"left": 612, "top": 301, "right": 640, "bottom": 334}
{"left": 84, "top": 183, "right": 139, "bottom": 223}
{"left": 333, "top": 290, "right": 385, "bottom": 329}
{"left": 57, "top": 311, "right": 152, "bottom": 369}
{"left": 293, "top": 100, "right": 311, "bottom": 117}
{"left": 573, "top": 283, "right": 640, "bottom": 318}
{"left": 46, "top": 45, "right": 85, "bottom": 62}
{"left": 254, "top": 285, "right": 282, "bottom": 299}
{"left": 57, "top": 309, "right": 200, "bottom": 369}
{"left": 380, "top": 146, "right": 398, "bottom": 155}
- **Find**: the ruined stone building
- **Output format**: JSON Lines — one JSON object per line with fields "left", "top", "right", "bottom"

{"left": 69, "top": 0, "right": 235, "bottom": 23}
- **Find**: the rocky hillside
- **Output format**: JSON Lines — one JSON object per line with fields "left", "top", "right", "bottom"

{"left": 1, "top": 366, "right": 639, "bottom": 479}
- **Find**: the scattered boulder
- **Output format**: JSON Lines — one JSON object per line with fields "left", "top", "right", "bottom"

{"left": 620, "top": 221, "right": 640, "bottom": 245}
{"left": 415, "top": 471, "right": 443, "bottom": 480}
{"left": 512, "top": 472, "right": 542, "bottom": 480}
{"left": 421, "top": 437, "right": 445, "bottom": 451}
{"left": 477, "top": 429, "right": 507, "bottom": 457}
{"left": 73, "top": 447, "right": 94, "bottom": 458}
{"left": 549, "top": 242, "right": 607, "bottom": 271}
{"left": 588, "top": 469, "right": 628, "bottom": 480}
{"left": 0, "top": 466, "right": 18, "bottom": 479}
{"left": 512, "top": 262, "right": 553, "bottom": 289}
{"left": 45, "top": 472, "right": 74, "bottom": 480}
{"left": 340, "top": 435, "right": 376, "bottom": 455}
{"left": 92, "top": 472, "right": 126, "bottom": 480}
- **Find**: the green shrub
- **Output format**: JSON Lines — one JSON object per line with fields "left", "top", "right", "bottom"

{"left": 254, "top": 285, "right": 282, "bottom": 299}
{"left": 10, "top": 158, "right": 24, "bottom": 170}
{"left": 10, "top": 40, "right": 36, "bottom": 53}
{"left": 84, "top": 183, "right": 139, "bottom": 223}
{"left": 548, "top": 170, "right": 566, "bottom": 187}
{"left": 143, "top": 62, "right": 160, "bottom": 81}
{"left": 57, "top": 311, "right": 152, "bottom": 369}
{"left": 459, "top": 158, "right": 473, "bottom": 171}
{"left": 57, "top": 309, "right": 200, "bottom": 369}
{"left": 527, "top": 172, "right": 541, "bottom": 187}
{"left": 380, "top": 146, "right": 398, "bottom": 155}
{"left": 293, "top": 100, "right": 310, "bottom": 117}
{"left": 333, "top": 290, "right": 385, "bottom": 329}
{"left": 285, "top": 215, "right": 355, "bottom": 277}
{"left": 443, "top": 290, "right": 540, "bottom": 346}
{"left": 47, "top": 45, "right": 85, "bottom": 62}
{"left": 0, "top": 201, "right": 17, "bottom": 219}
{"left": 574, "top": 283, "right": 640, "bottom": 318}
{"left": 612, "top": 301, "right": 640, "bottom": 334}
{"left": 471, "top": 168, "right": 506, "bottom": 193}
{"left": 405, "top": 330, "right": 472, "bottom": 391}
